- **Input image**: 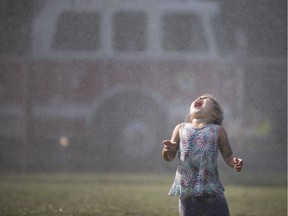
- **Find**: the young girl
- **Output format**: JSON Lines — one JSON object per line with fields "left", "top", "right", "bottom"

{"left": 162, "top": 94, "right": 243, "bottom": 216}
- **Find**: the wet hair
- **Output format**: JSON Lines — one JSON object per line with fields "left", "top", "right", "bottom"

{"left": 186, "top": 94, "right": 224, "bottom": 125}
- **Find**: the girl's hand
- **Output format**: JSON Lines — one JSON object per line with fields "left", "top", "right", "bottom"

{"left": 162, "top": 140, "right": 178, "bottom": 152}
{"left": 233, "top": 157, "right": 243, "bottom": 172}
{"left": 162, "top": 124, "right": 181, "bottom": 162}
{"left": 162, "top": 140, "right": 178, "bottom": 161}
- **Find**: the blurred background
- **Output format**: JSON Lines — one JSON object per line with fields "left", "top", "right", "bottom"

{"left": 0, "top": 0, "right": 286, "bottom": 180}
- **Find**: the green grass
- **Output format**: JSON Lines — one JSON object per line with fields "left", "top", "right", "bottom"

{"left": 0, "top": 174, "right": 286, "bottom": 216}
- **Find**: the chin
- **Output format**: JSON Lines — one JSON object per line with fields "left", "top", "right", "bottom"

{"left": 191, "top": 108, "right": 202, "bottom": 114}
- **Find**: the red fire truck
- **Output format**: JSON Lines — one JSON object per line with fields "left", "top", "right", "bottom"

{"left": 0, "top": 0, "right": 244, "bottom": 171}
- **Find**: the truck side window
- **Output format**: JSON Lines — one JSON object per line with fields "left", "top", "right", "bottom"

{"left": 113, "top": 10, "right": 147, "bottom": 52}
{"left": 162, "top": 13, "right": 207, "bottom": 52}
{"left": 0, "top": 1, "right": 34, "bottom": 55}
{"left": 212, "top": 15, "right": 237, "bottom": 55}
{"left": 52, "top": 12, "right": 101, "bottom": 51}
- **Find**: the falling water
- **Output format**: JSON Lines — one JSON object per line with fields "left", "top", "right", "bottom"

{"left": 0, "top": 0, "right": 286, "bottom": 183}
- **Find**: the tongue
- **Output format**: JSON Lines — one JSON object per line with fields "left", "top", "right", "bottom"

{"left": 195, "top": 101, "right": 202, "bottom": 108}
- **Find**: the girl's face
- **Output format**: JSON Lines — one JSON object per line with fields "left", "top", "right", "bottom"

{"left": 190, "top": 96, "right": 215, "bottom": 119}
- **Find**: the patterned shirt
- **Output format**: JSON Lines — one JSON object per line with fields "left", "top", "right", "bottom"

{"left": 168, "top": 123, "right": 225, "bottom": 198}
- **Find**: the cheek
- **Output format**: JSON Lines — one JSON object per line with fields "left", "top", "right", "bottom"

{"left": 207, "top": 102, "right": 216, "bottom": 111}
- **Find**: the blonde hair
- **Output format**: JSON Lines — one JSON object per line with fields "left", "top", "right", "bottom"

{"left": 186, "top": 94, "right": 224, "bottom": 125}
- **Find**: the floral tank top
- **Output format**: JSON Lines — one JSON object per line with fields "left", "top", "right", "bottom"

{"left": 168, "top": 123, "right": 224, "bottom": 198}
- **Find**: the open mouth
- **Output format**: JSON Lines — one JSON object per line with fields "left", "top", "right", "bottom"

{"left": 194, "top": 100, "right": 203, "bottom": 108}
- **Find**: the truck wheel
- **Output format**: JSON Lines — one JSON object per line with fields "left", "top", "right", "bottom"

{"left": 90, "top": 90, "right": 168, "bottom": 171}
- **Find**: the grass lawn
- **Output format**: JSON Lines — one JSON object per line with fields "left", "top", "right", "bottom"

{"left": 0, "top": 173, "right": 286, "bottom": 216}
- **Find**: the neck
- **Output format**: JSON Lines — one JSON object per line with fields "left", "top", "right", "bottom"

{"left": 190, "top": 118, "right": 211, "bottom": 128}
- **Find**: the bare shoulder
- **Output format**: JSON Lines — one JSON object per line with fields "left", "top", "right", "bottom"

{"left": 170, "top": 123, "right": 184, "bottom": 142}
{"left": 217, "top": 125, "right": 226, "bottom": 133}
{"left": 175, "top": 123, "right": 185, "bottom": 134}
{"left": 175, "top": 123, "right": 183, "bottom": 130}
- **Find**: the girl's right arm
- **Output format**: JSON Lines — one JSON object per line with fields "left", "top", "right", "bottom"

{"left": 162, "top": 124, "right": 181, "bottom": 162}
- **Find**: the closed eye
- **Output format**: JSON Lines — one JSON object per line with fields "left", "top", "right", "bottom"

{"left": 198, "top": 96, "right": 208, "bottom": 100}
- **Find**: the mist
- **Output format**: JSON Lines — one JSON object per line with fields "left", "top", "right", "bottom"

{"left": 0, "top": 0, "right": 286, "bottom": 185}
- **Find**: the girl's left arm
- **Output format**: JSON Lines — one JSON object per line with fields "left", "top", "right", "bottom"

{"left": 218, "top": 126, "right": 243, "bottom": 172}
